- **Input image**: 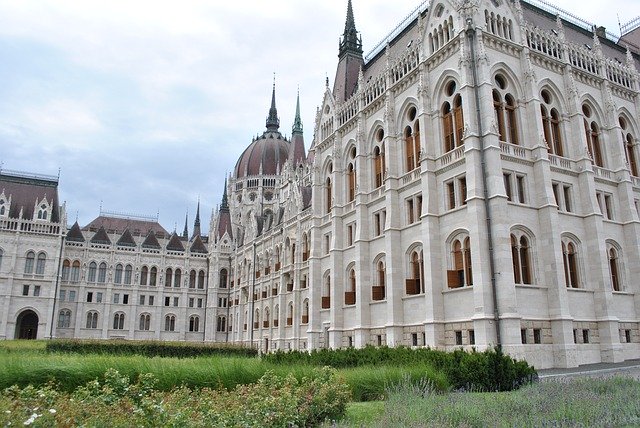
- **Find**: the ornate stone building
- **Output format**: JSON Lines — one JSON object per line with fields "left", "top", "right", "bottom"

{"left": 2, "top": 0, "right": 640, "bottom": 369}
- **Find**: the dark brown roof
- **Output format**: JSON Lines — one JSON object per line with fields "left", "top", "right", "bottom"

{"left": 84, "top": 215, "right": 168, "bottom": 238}
{"left": 234, "top": 132, "right": 290, "bottom": 179}
{"left": 0, "top": 171, "right": 60, "bottom": 222}
{"left": 166, "top": 233, "right": 185, "bottom": 251}
{"left": 116, "top": 229, "right": 136, "bottom": 247}
{"left": 217, "top": 210, "right": 233, "bottom": 240}
{"left": 141, "top": 231, "right": 161, "bottom": 249}
{"left": 190, "top": 235, "right": 208, "bottom": 253}
{"left": 90, "top": 226, "right": 111, "bottom": 245}
{"left": 66, "top": 221, "right": 85, "bottom": 242}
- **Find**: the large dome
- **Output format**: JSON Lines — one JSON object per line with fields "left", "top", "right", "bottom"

{"left": 234, "top": 131, "right": 290, "bottom": 179}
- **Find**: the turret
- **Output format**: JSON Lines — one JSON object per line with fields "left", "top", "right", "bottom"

{"left": 333, "top": 0, "right": 364, "bottom": 103}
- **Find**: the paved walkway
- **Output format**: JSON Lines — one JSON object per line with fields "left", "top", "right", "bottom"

{"left": 538, "top": 358, "right": 640, "bottom": 380}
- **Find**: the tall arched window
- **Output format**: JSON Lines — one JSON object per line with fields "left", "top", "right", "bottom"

{"left": 140, "top": 266, "right": 148, "bottom": 285}
{"left": 286, "top": 302, "right": 294, "bottom": 326}
{"left": 164, "top": 314, "right": 176, "bottom": 331}
{"left": 62, "top": 259, "right": 71, "bottom": 281}
{"left": 405, "top": 126, "right": 416, "bottom": 171}
{"left": 189, "top": 269, "right": 196, "bottom": 288}
{"left": 302, "top": 299, "right": 309, "bottom": 324}
{"left": 492, "top": 74, "right": 519, "bottom": 145}
{"left": 373, "top": 260, "right": 386, "bottom": 301}
{"left": 139, "top": 313, "right": 151, "bottom": 331}
{"left": 35, "top": 252, "right": 46, "bottom": 275}
{"left": 189, "top": 315, "right": 200, "bottom": 332}
{"left": 448, "top": 237, "right": 472, "bottom": 288}
{"left": 88, "top": 261, "right": 97, "bottom": 282}
{"left": 562, "top": 240, "right": 580, "bottom": 288}
{"left": 302, "top": 233, "right": 310, "bottom": 261}
{"left": 373, "top": 128, "right": 386, "bottom": 188}
{"left": 165, "top": 268, "right": 173, "bottom": 287}
{"left": 608, "top": 247, "right": 621, "bottom": 292}
{"left": 216, "top": 316, "right": 226, "bottom": 332}
{"left": 85, "top": 311, "right": 98, "bottom": 329}
{"left": 511, "top": 233, "right": 532, "bottom": 284}
{"left": 71, "top": 261, "right": 81, "bottom": 282}
{"left": 114, "top": 264, "right": 123, "bottom": 284}
{"left": 174, "top": 268, "right": 181, "bottom": 287}
{"left": 582, "top": 104, "right": 604, "bottom": 167}
{"left": 620, "top": 117, "right": 638, "bottom": 177}
{"left": 273, "top": 304, "right": 279, "bottom": 327}
{"left": 57, "top": 309, "right": 71, "bottom": 328}
{"left": 97, "top": 262, "right": 107, "bottom": 283}
{"left": 325, "top": 163, "right": 333, "bottom": 213}
{"left": 113, "top": 312, "right": 125, "bottom": 330}
{"left": 406, "top": 250, "right": 424, "bottom": 295}
{"left": 149, "top": 267, "right": 157, "bottom": 286}
{"left": 442, "top": 81, "right": 464, "bottom": 152}
{"left": 254, "top": 309, "right": 260, "bottom": 330}
{"left": 219, "top": 268, "right": 228, "bottom": 288}
{"left": 124, "top": 265, "right": 132, "bottom": 285}
{"left": 345, "top": 267, "right": 356, "bottom": 305}
{"left": 540, "top": 89, "right": 564, "bottom": 156}
{"left": 198, "top": 270, "right": 206, "bottom": 289}
{"left": 24, "top": 251, "right": 35, "bottom": 274}
{"left": 322, "top": 274, "right": 331, "bottom": 309}
{"left": 347, "top": 147, "right": 356, "bottom": 202}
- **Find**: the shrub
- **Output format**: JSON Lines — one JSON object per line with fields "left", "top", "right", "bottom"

{"left": 46, "top": 339, "right": 258, "bottom": 359}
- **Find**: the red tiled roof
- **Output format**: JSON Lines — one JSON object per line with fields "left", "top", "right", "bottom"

{"left": 84, "top": 216, "right": 168, "bottom": 238}
{"left": 0, "top": 172, "right": 60, "bottom": 223}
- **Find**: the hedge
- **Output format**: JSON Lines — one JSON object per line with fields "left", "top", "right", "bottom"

{"left": 46, "top": 339, "right": 258, "bottom": 358}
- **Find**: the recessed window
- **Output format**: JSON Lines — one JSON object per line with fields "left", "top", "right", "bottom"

{"left": 446, "top": 80, "right": 456, "bottom": 96}
{"left": 495, "top": 74, "right": 506, "bottom": 89}
{"left": 407, "top": 106, "right": 417, "bottom": 121}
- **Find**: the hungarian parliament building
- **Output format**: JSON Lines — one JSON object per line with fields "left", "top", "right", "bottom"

{"left": 2, "top": 0, "right": 640, "bottom": 369}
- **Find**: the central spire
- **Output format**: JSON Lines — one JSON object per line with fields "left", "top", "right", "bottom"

{"left": 265, "top": 74, "right": 280, "bottom": 132}
{"left": 339, "top": 0, "right": 362, "bottom": 58}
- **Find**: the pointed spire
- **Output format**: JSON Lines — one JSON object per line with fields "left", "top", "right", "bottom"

{"left": 265, "top": 74, "right": 280, "bottom": 132}
{"left": 292, "top": 88, "right": 303, "bottom": 135}
{"left": 339, "top": 0, "right": 362, "bottom": 59}
{"left": 192, "top": 199, "right": 201, "bottom": 238}
{"left": 221, "top": 178, "right": 229, "bottom": 211}
{"left": 182, "top": 211, "right": 189, "bottom": 239}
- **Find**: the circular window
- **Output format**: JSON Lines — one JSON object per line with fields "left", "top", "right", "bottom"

{"left": 376, "top": 128, "right": 385, "bottom": 142}
{"left": 582, "top": 104, "right": 591, "bottom": 118}
{"left": 264, "top": 191, "right": 273, "bottom": 201}
{"left": 350, "top": 147, "right": 356, "bottom": 158}
{"left": 407, "top": 106, "right": 417, "bottom": 121}
{"left": 495, "top": 74, "right": 506, "bottom": 90}
{"left": 619, "top": 117, "right": 627, "bottom": 130}
{"left": 446, "top": 80, "right": 457, "bottom": 97}
{"left": 324, "top": 105, "right": 331, "bottom": 114}
{"left": 249, "top": 192, "right": 257, "bottom": 201}
{"left": 540, "top": 89, "right": 551, "bottom": 105}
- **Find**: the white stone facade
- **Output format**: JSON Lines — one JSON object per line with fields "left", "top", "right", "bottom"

{"left": 2, "top": 0, "right": 640, "bottom": 369}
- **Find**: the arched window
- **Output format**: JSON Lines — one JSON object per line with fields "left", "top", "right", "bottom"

{"left": 264, "top": 307, "right": 270, "bottom": 328}
{"left": 88, "top": 262, "right": 97, "bottom": 282}
{"left": 24, "top": 251, "right": 35, "bottom": 274}
{"left": 540, "top": 89, "right": 564, "bottom": 156}
{"left": 71, "top": 261, "right": 81, "bottom": 282}
{"left": 189, "top": 269, "right": 196, "bottom": 288}
{"left": 37, "top": 203, "right": 48, "bottom": 220}
{"left": 373, "top": 146, "right": 385, "bottom": 188}
{"left": 198, "top": 270, "right": 206, "bottom": 289}
{"left": 562, "top": 239, "right": 580, "bottom": 288}
{"left": 406, "top": 249, "right": 424, "bottom": 294}
{"left": 189, "top": 315, "right": 200, "bottom": 332}
{"left": 254, "top": 309, "right": 260, "bottom": 330}
{"left": 347, "top": 147, "right": 356, "bottom": 202}
{"left": 62, "top": 259, "right": 71, "bottom": 281}
{"left": 448, "top": 237, "right": 472, "bottom": 288}
{"left": 302, "top": 299, "right": 309, "bottom": 324}
{"left": 608, "top": 247, "right": 621, "bottom": 292}
{"left": 149, "top": 267, "right": 157, "bottom": 286}
{"left": 139, "top": 313, "right": 151, "bottom": 331}
{"left": 302, "top": 233, "right": 310, "bottom": 261}
{"left": 582, "top": 104, "right": 604, "bottom": 167}
{"left": 492, "top": 75, "right": 519, "bottom": 145}
{"left": 216, "top": 316, "right": 226, "bottom": 332}
{"left": 325, "top": 163, "right": 333, "bottom": 214}
{"left": 286, "top": 302, "right": 294, "bottom": 326}
{"left": 405, "top": 126, "right": 416, "bottom": 171}
{"left": 124, "top": 265, "right": 132, "bottom": 285}
{"left": 114, "top": 264, "right": 123, "bottom": 284}
{"left": 442, "top": 81, "right": 464, "bottom": 153}
{"left": 345, "top": 268, "right": 356, "bottom": 305}
{"left": 273, "top": 304, "right": 279, "bottom": 327}
{"left": 219, "top": 268, "right": 228, "bottom": 288}
{"left": 322, "top": 274, "right": 331, "bottom": 309}
{"left": 85, "top": 311, "right": 98, "bottom": 329}
{"left": 404, "top": 106, "right": 421, "bottom": 171}
{"left": 174, "top": 268, "right": 181, "bottom": 287}
{"left": 511, "top": 233, "right": 532, "bottom": 284}
{"left": 34, "top": 252, "right": 46, "bottom": 275}
{"left": 140, "top": 266, "right": 148, "bottom": 285}
{"left": 164, "top": 314, "right": 176, "bottom": 331}
{"left": 113, "top": 312, "right": 125, "bottom": 330}
{"left": 97, "top": 262, "right": 107, "bottom": 283}
{"left": 57, "top": 309, "right": 71, "bottom": 328}
{"left": 373, "top": 260, "right": 386, "bottom": 301}
{"left": 620, "top": 117, "right": 638, "bottom": 177}
{"left": 165, "top": 268, "right": 173, "bottom": 287}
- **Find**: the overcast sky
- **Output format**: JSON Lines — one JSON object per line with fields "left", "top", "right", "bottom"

{"left": 0, "top": 0, "right": 636, "bottom": 234}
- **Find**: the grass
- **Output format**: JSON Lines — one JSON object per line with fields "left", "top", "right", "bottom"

{"left": 0, "top": 341, "right": 449, "bottom": 401}
{"left": 332, "top": 376, "right": 640, "bottom": 427}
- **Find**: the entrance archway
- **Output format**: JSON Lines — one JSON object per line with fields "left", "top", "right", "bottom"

{"left": 15, "top": 310, "right": 38, "bottom": 339}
